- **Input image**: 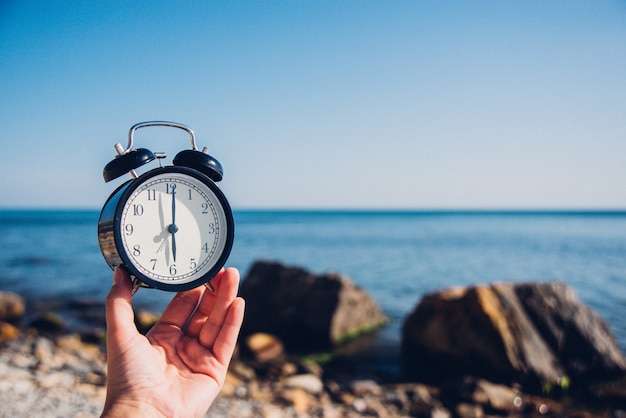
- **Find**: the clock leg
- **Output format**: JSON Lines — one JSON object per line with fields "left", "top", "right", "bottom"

{"left": 131, "top": 277, "right": 143, "bottom": 296}
{"left": 204, "top": 281, "right": 215, "bottom": 292}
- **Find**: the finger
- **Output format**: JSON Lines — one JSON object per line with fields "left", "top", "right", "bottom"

{"left": 184, "top": 268, "right": 232, "bottom": 337}
{"left": 150, "top": 286, "right": 204, "bottom": 334}
{"left": 104, "top": 267, "right": 137, "bottom": 345}
{"left": 211, "top": 297, "right": 245, "bottom": 364}
{"left": 197, "top": 268, "right": 241, "bottom": 348}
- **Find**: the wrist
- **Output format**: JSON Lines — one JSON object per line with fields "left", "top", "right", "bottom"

{"left": 101, "top": 399, "right": 168, "bottom": 418}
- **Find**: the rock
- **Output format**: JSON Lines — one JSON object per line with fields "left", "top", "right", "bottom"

{"left": 278, "top": 387, "right": 311, "bottom": 413}
{"left": 396, "top": 383, "right": 444, "bottom": 416}
{"left": 283, "top": 373, "right": 324, "bottom": 395}
{"left": 0, "top": 291, "right": 25, "bottom": 324}
{"left": 456, "top": 403, "right": 484, "bottom": 418}
{"left": 229, "top": 361, "right": 257, "bottom": 381}
{"left": 240, "top": 260, "right": 388, "bottom": 352}
{"left": 244, "top": 333, "right": 284, "bottom": 362}
{"left": 221, "top": 370, "right": 245, "bottom": 397}
{"left": 36, "top": 370, "right": 75, "bottom": 389}
{"left": 0, "top": 321, "right": 20, "bottom": 343}
{"left": 56, "top": 333, "right": 100, "bottom": 358}
{"left": 78, "top": 327, "right": 106, "bottom": 345}
{"left": 33, "top": 337, "right": 56, "bottom": 367}
{"left": 402, "top": 281, "right": 626, "bottom": 387}
{"left": 135, "top": 309, "right": 160, "bottom": 334}
{"left": 67, "top": 298, "right": 106, "bottom": 327}
{"left": 431, "top": 407, "right": 452, "bottom": 418}
{"left": 28, "top": 312, "right": 66, "bottom": 334}
{"left": 513, "top": 282, "right": 626, "bottom": 378}
{"left": 350, "top": 379, "right": 382, "bottom": 397}
{"left": 300, "top": 359, "right": 323, "bottom": 377}
{"left": 379, "top": 386, "right": 409, "bottom": 413}
{"left": 10, "top": 351, "right": 36, "bottom": 368}
{"left": 456, "top": 377, "right": 522, "bottom": 413}
{"left": 281, "top": 361, "right": 298, "bottom": 376}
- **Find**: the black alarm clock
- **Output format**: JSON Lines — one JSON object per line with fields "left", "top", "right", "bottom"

{"left": 97, "top": 121, "right": 234, "bottom": 294}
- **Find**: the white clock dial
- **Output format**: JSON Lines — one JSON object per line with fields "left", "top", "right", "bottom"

{"left": 119, "top": 171, "right": 229, "bottom": 285}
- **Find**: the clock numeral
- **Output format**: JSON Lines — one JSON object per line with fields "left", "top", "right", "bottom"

{"left": 208, "top": 223, "right": 216, "bottom": 234}
{"left": 188, "top": 189, "right": 193, "bottom": 200}
{"left": 202, "top": 243, "right": 209, "bottom": 253}
{"left": 150, "top": 259, "right": 157, "bottom": 270}
{"left": 169, "top": 264, "right": 177, "bottom": 275}
{"left": 133, "top": 204, "right": 144, "bottom": 216}
{"left": 133, "top": 245, "right": 141, "bottom": 256}
{"left": 146, "top": 189, "right": 156, "bottom": 201}
{"left": 166, "top": 183, "right": 177, "bottom": 194}
{"left": 124, "top": 224, "right": 134, "bottom": 235}
{"left": 201, "top": 203, "right": 209, "bottom": 214}
{"left": 189, "top": 258, "right": 197, "bottom": 269}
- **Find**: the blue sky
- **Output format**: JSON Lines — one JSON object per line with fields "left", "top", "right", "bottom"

{"left": 1, "top": 1, "right": 625, "bottom": 209}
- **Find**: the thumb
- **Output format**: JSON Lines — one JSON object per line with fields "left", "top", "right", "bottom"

{"left": 105, "top": 267, "right": 137, "bottom": 343}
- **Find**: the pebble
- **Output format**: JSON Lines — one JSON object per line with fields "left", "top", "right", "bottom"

{"left": 283, "top": 373, "right": 324, "bottom": 394}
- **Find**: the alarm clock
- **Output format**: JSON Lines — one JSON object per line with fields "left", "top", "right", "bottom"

{"left": 97, "top": 121, "right": 234, "bottom": 294}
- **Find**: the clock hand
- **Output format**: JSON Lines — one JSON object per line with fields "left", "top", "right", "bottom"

{"left": 156, "top": 231, "right": 168, "bottom": 253}
{"left": 171, "top": 230, "right": 177, "bottom": 263}
{"left": 170, "top": 185, "right": 177, "bottom": 262}
{"left": 155, "top": 192, "right": 171, "bottom": 265}
{"left": 158, "top": 193, "right": 165, "bottom": 230}
{"left": 155, "top": 193, "right": 168, "bottom": 253}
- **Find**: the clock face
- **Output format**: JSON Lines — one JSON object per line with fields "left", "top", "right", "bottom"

{"left": 116, "top": 168, "right": 233, "bottom": 289}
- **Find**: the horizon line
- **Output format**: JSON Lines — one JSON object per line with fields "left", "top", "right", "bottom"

{"left": 2, "top": 206, "right": 626, "bottom": 214}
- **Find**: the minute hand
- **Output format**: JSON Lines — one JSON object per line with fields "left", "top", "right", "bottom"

{"left": 169, "top": 185, "right": 178, "bottom": 262}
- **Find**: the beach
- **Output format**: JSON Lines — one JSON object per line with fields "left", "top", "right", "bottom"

{"left": 1, "top": 327, "right": 625, "bottom": 417}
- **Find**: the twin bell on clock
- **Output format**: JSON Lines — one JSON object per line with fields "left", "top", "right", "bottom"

{"left": 97, "top": 121, "right": 235, "bottom": 295}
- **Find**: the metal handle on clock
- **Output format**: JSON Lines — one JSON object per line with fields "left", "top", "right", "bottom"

{"left": 123, "top": 121, "right": 198, "bottom": 153}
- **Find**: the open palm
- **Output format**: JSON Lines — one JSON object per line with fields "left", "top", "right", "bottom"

{"left": 101, "top": 267, "right": 245, "bottom": 418}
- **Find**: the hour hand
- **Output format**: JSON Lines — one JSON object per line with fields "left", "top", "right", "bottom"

{"left": 168, "top": 223, "right": 178, "bottom": 262}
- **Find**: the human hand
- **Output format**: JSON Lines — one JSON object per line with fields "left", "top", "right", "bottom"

{"left": 101, "top": 267, "right": 245, "bottom": 418}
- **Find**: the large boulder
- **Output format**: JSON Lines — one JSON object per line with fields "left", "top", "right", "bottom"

{"left": 402, "top": 281, "right": 626, "bottom": 387}
{"left": 240, "top": 260, "right": 388, "bottom": 352}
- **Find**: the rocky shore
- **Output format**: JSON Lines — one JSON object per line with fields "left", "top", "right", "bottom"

{"left": 1, "top": 331, "right": 625, "bottom": 418}
{"left": 0, "top": 334, "right": 105, "bottom": 417}
{"left": 2, "top": 260, "right": 626, "bottom": 417}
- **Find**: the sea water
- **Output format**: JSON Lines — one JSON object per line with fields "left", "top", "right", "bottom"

{"left": 1, "top": 209, "right": 625, "bottom": 356}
